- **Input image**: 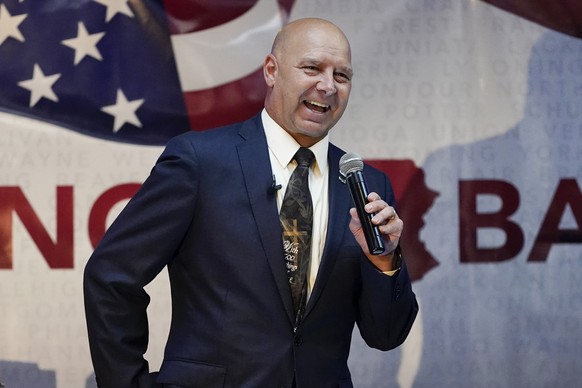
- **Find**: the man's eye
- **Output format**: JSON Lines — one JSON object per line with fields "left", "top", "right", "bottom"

{"left": 335, "top": 73, "right": 351, "bottom": 82}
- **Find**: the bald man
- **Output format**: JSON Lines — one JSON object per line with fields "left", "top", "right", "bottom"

{"left": 84, "top": 18, "right": 418, "bottom": 388}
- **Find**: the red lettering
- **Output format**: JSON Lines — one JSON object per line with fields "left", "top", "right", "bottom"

{"left": 0, "top": 186, "right": 73, "bottom": 269}
{"left": 88, "top": 183, "right": 141, "bottom": 248}
{"left": 528, "top": 179, "right": 582, "bottom": 261}
{"left": 2, "top": 178, "right": 578, "bottom": 269}
{"left": 459, "top": 180, "right": 524, "bottom": 263}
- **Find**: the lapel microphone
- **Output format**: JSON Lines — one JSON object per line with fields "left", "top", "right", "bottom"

{"left": 339, "top": 152, "right": 385, "bottom": 255}
{"left": 270, "top": 175, "right": 282, "bottom": 194}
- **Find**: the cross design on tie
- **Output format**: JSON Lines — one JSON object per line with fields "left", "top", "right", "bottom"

{"left": 282, "top": 220, "right": 308, "bottom": 281}
{"left": 283, "top": 219, "right": 308, "bottom": 243}
{"left": 280, "top": 147, "right": 314, "bottom": 322}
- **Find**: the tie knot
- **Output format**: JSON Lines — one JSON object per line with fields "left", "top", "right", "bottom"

{"left": 294, "top": 147, "right": 315, "bottom": 168}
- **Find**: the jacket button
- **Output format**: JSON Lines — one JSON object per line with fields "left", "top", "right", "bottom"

{"left": 294, "top": 335, "right": 303, "bottom": 346}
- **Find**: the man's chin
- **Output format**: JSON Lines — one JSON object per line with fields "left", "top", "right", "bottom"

{"left": 291, "top": 128, "right": 330, "bottom": 147}
{"left": 301, "top": 127, "right": 331, "bottom": 140}
{"left": 299, "top": 118, "right": 336, "bottom": 136}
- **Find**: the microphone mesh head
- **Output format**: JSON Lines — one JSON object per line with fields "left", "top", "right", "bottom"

{"left": 339, "top": 152, "right": 364, "bottom": 176}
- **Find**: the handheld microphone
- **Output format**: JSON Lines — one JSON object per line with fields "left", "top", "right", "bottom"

{"left": 339, "top": 152, "right": 385, "bottom": 255}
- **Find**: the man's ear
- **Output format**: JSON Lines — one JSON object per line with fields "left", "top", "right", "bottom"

{"left": 263, "top": 54, "right": 277, "bottom": 87}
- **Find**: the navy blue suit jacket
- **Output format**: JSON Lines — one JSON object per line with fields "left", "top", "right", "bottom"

{"left": 84, "top": 114, "right": 418, "bottom": 388}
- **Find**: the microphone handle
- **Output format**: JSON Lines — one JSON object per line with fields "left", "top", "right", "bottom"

{"left": 346, "top": 171, "right": 385, "bottom": 255}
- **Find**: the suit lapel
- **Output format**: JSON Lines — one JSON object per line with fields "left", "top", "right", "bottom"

{"left": 304, "top": 145, "right": 352, "bottom": 317}
{"left": 236, "top": 116, "right": 295, "bottom": 323}
{"left": 237, "top": 120, "right": 354, "bottom": 324}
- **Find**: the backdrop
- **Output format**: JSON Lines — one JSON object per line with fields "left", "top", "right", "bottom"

{"left": 1, "top": 0, "right": 581, "bottom": 387}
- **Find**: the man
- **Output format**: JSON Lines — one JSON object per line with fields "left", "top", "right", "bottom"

{"left": 84, "top": 18, "right": 418, "bottom": 388}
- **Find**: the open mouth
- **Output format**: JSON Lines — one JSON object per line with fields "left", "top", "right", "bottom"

{"left": 303, "top": 100, "right": 330, "bottom": 113}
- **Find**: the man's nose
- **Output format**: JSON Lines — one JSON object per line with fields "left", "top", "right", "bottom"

{"left": 317, "top": 71, "right": 336, "bottom": 96}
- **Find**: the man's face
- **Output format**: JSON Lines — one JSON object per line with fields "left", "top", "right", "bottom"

{"left": 264, "top": 23, "right": 353, "bottom": 147}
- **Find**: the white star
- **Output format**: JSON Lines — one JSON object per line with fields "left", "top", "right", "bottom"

{"left": 0, "top": 4, "right": 27, "bottom": 46}
{"left": 18, "top": 64, "right": 61, "bottom": 107}
{"left": 62, "top": 22, "right": 105, "bottom": 65}
{"left": 101, "top": 89, "right": 144, "bottom": 132}
{"left": 93, "top": 0, "right": 134, "bottom": 22}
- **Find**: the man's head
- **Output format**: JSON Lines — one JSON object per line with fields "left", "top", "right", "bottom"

{"left": 263, "top": 18, "right": 352, "bottom": 147}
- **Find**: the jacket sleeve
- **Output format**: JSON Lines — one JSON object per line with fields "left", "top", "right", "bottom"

{"left": 357, "top": 256, "right": 419, "bottom": 351}
{"left": 83, "top": 135, "right": 199, "bottom": 388}
{"left": 355, "top": 170, "right": 419, "bottom": 351}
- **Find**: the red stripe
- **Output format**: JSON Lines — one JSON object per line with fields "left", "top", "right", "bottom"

{"left": 163, "top": 0, "right": 297, "bottom": 130}
{"left": 163, "top": 0, "right": 260, "bottom": 34}
{"left": 183, "top": 69, "right": 266, "bottom": 131}
{"left": 481, "top": 0, "right": 582, "bottom": 38}
{"left": 162, "top": 0, "right": 296, "bottom": 35}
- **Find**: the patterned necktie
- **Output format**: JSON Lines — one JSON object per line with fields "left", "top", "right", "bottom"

{"left": 280, "top": 147, "right": 315, "bottom": 321}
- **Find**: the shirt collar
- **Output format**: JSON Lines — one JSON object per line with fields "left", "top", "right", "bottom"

{"left": 261, "top": 109, "right": 329, "bottom": 174}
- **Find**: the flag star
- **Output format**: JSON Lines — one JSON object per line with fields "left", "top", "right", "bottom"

{"left": 18, "top": 64, "right": 61, "bottom": 107}
{"left": 0, "top": 4, "right": 27, "bottom": 46}
{"left": 62, "top": 22, "right": 105, "bottom": 65}
{"left": 93, "top": 0, "right": 134, "bottom": 22}
{"left": 101, "top": 89, "right": 144, "bottom": 132}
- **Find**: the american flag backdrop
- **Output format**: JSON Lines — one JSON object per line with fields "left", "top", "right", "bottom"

{"left": 0, "top": 0, "right": 191, "bottom": 144}
{"left": 0, "top": 0, "right": 295, "bottom": 145}
{"left": 1, "top": 0, "right": 580, "bottom": 144}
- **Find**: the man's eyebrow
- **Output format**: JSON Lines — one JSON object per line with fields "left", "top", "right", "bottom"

{"left": 298, "top": 58, "right": 353, "bottom": 75}
{"left": 297, "top": 57, "right": 321, "bottom": 65}
{"left": 340, "top": 67, "right": 353, "bottom": 76}
{"left": 335, "top": 66, "right": 353, "bottom": 78}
